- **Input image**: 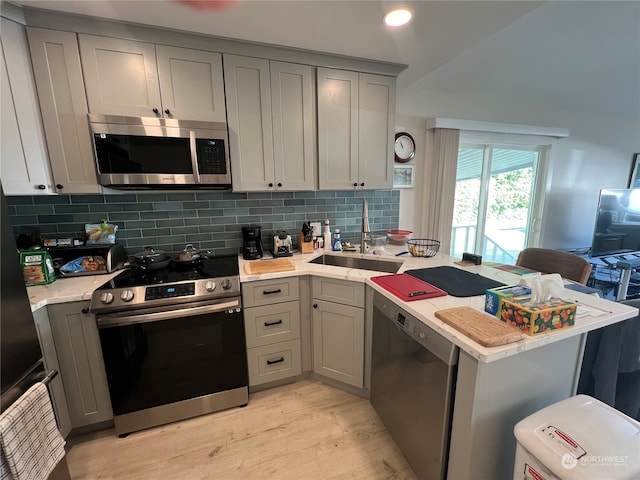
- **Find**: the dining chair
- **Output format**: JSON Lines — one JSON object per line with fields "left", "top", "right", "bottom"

{"left": 515, "top": 247, "right": 593, "bottom": 285}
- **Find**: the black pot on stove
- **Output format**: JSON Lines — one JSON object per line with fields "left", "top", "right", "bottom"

{"left": 173, "top": 244, "right": 202, "bottom": 266}
{"left": 131, "top": 247, "right": 172, "bottom": 270}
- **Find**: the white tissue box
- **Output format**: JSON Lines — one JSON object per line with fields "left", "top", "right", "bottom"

{"left": 499, "top": 295, "right": 577, "bottom": 335}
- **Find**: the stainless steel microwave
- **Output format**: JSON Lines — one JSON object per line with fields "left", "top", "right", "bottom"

{"left": 88, "top": 114, "right": 231, "bottom": 189}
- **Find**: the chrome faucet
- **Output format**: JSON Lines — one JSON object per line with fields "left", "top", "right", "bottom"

{"left": 360, "top": 199, "right": 372, "bottom": 254}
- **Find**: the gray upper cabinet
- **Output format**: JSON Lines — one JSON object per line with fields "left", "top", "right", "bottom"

{"left": 156, "top": 45, "right": 226, "bottom": 122}
{"left": 317, "top": 68, "right": 395, "bottom": 190}
{"left": 27, "top": 27, "right": 100, "bottom": 194}
{"left": 79, "top": 35, "right": 226, "bottom": 122}
{"left": 224, "top": 55, "right": 315, "bottom": 192}
{"left": 0, "top": 18, "right": 54, "bottom": 195}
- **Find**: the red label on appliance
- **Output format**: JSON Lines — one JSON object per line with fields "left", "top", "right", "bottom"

{"left": 524, "top": 464, "right": 546, "bottom": 480}
{"left": 537, "top": 424, "right": 586, "bottom": 459}
{"left": 555, "top": 429, "right": 578, "bottom": 448}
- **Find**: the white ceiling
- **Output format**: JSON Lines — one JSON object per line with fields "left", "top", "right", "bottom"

{"left": 12, "top": 0, "right": 640, "bottom": 119}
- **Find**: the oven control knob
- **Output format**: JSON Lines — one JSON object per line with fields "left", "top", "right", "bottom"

{"left": 120, "top": 290, "right": 134, "bottom": 302}
{"left": 205, "top": 281, "right": 216, "bottom": 292}
{"left": 221, "top": 279, "right": 232, "bottom": 290}
{"left": 100, "top": 292, "right": 114, "bottom": 304}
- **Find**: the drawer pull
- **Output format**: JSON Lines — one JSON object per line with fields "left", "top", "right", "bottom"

{"left": 264, "top": 319, "right": 283, "bottom": 327}
{"left": 266, "top": 357, "right": 285, "bottom": 365}
{"left": 262, "top": 289, "right": 282, "bottom": 295}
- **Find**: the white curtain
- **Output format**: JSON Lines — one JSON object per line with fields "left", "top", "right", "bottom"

{"left": 418, "top": 128, "right": 460, "bottom": 253}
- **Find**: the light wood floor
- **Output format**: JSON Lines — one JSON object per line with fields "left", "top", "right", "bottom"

{"left": 66, "top": 380, "right": 417, "bottom": 480}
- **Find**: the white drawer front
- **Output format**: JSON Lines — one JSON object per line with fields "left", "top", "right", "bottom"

{"left": 247, "top": 340, "right": 302, "bottom": 386}
{"left": 242, "top": 277, "right": 300, "bottom": 307}
{"left": 244, "top": 301, "right": 300, "bottom": 348}
{"left": 312, "top": 277, "right": 365, "bottom": 308}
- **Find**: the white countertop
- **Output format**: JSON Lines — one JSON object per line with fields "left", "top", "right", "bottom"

{"left": 240, "top": 246, "right": 639, "bottom": 363}
{"left": 29, "top": 247, "right": 638, "bottom": 364}
{"left": 27, "top": 272, "right": 121, "bottom": 312}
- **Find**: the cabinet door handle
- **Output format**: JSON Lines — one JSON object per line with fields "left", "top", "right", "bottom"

{"left": 277, "top": 182, "right": 282, "bottom": 187}
{"left": 268, "top": 183, "right": 274, "bottom": 188}
{"left": 353, "top": 182, "right": 358, "bottom": 187}
{"left": 264, "top": 319, "right": 283, "bottom": 327}
{"left": 164, "top": 109, "right": 171, "bottom": 115}
{"left": 56, "top": 184, "right": 64, "bottom": 189}
{"left": 81, "top": 308, "right": 89, "bottom": 314}
{"left": 153, "top": 108, "right": 159, "bottom": 114}
{"left": 262, "top": 289, "right": 282, "bottom": 295}
{"left": 313, "top": 303, "right": 318, "bottom": 309}
{"left": 360, "top": 182, "right": 365, "bottom": 187}
{"left": 266, "top": 357, "right": 285, "bottom": 365}
{"left": 37, "top": 184, "right": 46, "bottom": 190}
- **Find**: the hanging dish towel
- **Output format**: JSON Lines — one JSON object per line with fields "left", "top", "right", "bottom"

{"left": 0, "top": 383, "right": 65, "bottom": 480}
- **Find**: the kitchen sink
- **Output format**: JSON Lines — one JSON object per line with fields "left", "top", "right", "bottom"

{"left": 308, "top": 254, "right": 403, "bottom": 274}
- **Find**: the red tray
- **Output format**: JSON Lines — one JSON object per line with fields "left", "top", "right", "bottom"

{"left": 371, "top": 273, "right": 447, "bottom": 301}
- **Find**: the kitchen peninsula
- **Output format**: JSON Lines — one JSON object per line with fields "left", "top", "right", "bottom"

{"left": 28, "top": 249, "right": 637, "bottom": 479}
{"left": 239, "top": 249, "right": 637, "bottom": 479}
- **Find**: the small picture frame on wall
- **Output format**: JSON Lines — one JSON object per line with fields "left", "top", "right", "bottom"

{"left": 393, "top": 165, "right": 414, "bottom": 189}
{"left": 629, "top": 153, "right": 640, "bottom": 188}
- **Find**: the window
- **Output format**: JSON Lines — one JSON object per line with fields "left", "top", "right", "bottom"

{"left": 450, "top": 141, "right": 549, "bottom": 263}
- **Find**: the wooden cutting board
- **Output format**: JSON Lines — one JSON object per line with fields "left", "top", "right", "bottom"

{"left": 434, "top": 307, "right": 523, "bottom": 347}
{"left": 244, "top": 258, "right": 296, "bottom": 275}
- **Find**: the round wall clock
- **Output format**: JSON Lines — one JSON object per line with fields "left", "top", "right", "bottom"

{"left": 394, "top": 132, "right": 415, "bottom": 163}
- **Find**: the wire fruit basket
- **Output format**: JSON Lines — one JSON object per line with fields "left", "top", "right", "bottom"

{"left": 407, "top": 239, "right": 441, "bottom": 257}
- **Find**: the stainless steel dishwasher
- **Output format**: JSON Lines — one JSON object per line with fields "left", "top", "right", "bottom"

{"left": 370, "top": 292, "right": 459, "bottom": 480}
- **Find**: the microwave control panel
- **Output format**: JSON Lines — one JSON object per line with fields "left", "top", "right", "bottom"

{"left": 197, "top": 139, "right": 227, "bottom": 174}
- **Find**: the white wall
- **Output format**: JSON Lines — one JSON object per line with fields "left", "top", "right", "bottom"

{"left": 394, "top": 114, "right": 426, "bottom": 232}
{"left": 396, "top": 87, "right": 640, "bottom": 251}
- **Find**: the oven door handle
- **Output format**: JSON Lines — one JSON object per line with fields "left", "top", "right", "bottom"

{"left": 96, "top": 299, "right": 240, "bottom": 329}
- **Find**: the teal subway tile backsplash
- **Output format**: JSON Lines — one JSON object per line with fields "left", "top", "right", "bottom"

{"left": 7, "top": 190, "right": 400, "bottom": 256}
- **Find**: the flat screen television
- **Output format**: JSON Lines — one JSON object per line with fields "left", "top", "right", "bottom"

{"left": 590, "top": 188, "right": 640, "bottom": 257}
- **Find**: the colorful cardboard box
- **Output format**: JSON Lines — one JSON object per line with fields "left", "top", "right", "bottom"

{"left": 499, "top": 295, "right": 576, "bottom": 336}
{"left": 20, "top": 249, "right": 56, "bottom": 286}
{"left": 484, "top": 285, "right": 532, "bottom": 317}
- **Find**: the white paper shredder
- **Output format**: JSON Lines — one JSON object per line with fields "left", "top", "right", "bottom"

{"left": 513, "top": 394, "right": 640, "bottom": 480}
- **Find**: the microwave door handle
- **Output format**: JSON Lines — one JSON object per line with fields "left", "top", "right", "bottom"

{"left": 190, "top": 130, "right": 201, "bottom": 184}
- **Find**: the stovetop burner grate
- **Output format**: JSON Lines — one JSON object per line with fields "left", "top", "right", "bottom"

{"left": 104, "top": 254, "right": 239, "bottom": 290}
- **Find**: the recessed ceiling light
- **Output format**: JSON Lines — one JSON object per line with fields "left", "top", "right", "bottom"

{"left": 384, "top": 8, "right": 412, "bottom": 27}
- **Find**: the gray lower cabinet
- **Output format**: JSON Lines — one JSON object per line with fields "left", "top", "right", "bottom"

{"left": 243, "top": 278, "right": 302, "bottom": 386}
{"left": 311, "top": 277, "right": 365, "bottom": 388}
{"left": 48, "top": 301, "right": 113, "bottom": 429}
{"left": 32, "top": 307, "right": 72, "bottom": 438}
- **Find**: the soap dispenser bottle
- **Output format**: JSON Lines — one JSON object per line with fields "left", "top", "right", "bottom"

{"left": 332, "top": 229, "right": 343, "bottom": 251}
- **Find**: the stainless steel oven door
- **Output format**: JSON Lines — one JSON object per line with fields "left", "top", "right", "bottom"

{"left": 97, "top": 297, "right": 248, "bottom": 433}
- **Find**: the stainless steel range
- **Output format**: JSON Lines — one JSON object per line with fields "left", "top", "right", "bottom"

{"left": 90, "top": 255, "right": 248, "bottom": 436}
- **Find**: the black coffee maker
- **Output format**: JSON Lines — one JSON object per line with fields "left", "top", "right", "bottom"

{"left": 242, "top": 225, "right": 263, "bottom": 260}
